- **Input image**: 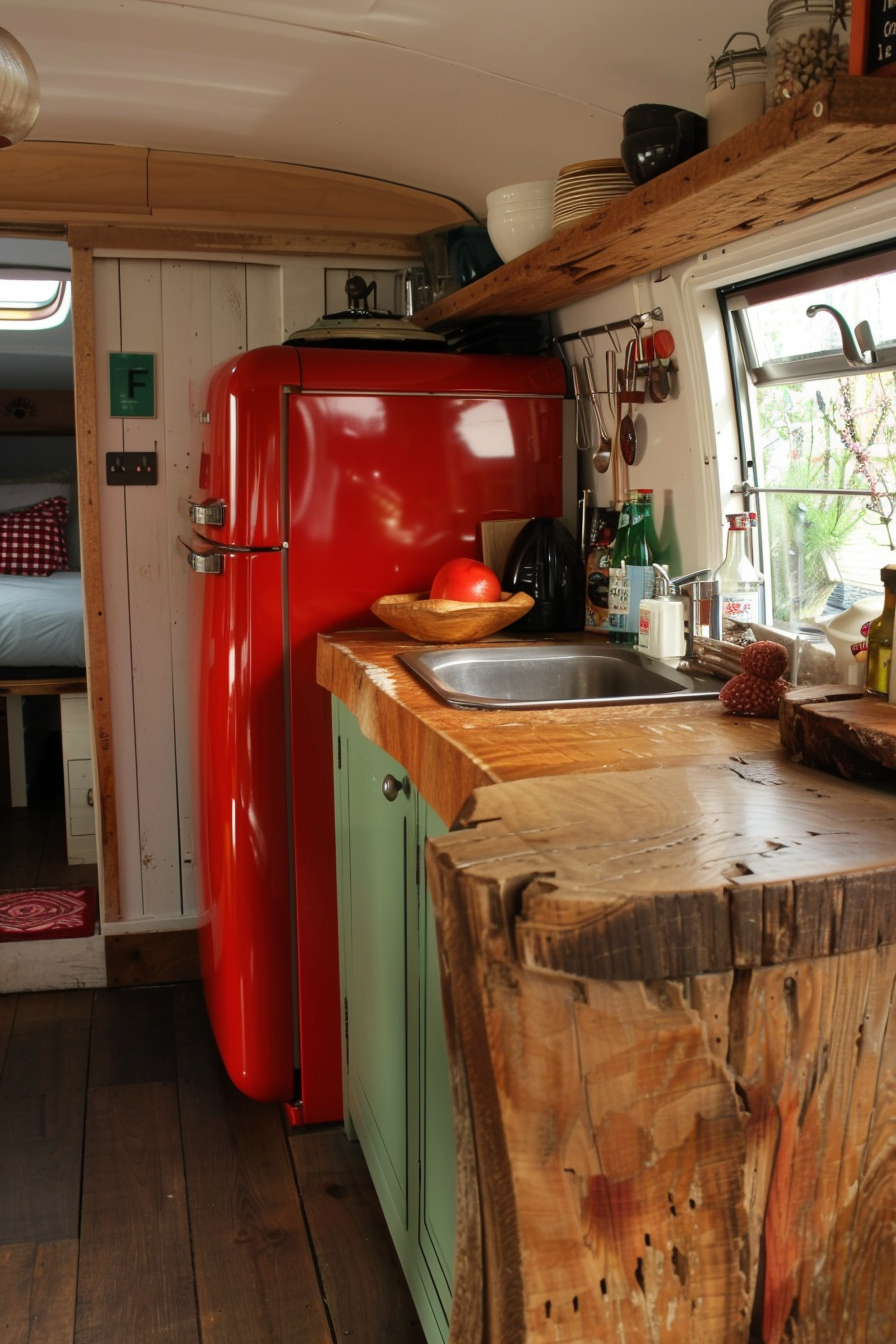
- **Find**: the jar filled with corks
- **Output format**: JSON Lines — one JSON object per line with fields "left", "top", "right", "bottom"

{"left": 765, "top": 0, "right": 851, "bottom": 109}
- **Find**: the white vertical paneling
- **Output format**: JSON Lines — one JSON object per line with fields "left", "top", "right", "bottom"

{"left": 94, "top": 258, "right": 144, "bottom": 920}
{"left": 162, "top": 260, "right": 256, "bottom": 916}
{"left": 118, "top": 258, "right": 182, "bottom": 916}
{"left": 246, "top": 264, "right": 283, "bottom": 351}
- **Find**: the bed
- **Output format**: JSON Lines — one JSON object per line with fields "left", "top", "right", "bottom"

{"left": 0, "top": 482, "right": 87, "bottom": 807}
{"left": 0, "top": 571, "right": 86, "bottom": 666}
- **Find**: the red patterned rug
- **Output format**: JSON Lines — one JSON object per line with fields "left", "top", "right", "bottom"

{"left": 0, "top": 887, "right": 97, "bottom": 942}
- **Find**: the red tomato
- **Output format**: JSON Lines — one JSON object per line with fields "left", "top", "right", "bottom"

{"left": 429, "top": 557, "right": 502, "bottom": 603}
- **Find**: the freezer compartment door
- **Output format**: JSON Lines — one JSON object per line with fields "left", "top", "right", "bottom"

{"left": 188, "top": 544, "right": 296, "bottom": 1104}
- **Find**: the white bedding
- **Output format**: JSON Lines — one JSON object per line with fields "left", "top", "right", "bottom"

{"left": 0, "top": 571, "right": 86, "bottom": 666}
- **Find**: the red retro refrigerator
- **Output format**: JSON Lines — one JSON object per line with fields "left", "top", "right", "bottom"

{"left": 182, "top": 342, "right": 564, "bottom": 1121}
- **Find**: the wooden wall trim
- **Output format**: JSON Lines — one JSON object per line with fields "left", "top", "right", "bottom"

{"left": 70, "top": 244, "right": 121, "bottom": 923}
{"left": 66, "top": 222, "right": 422, "bottom": 259}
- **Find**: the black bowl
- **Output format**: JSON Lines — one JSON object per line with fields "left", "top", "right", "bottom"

{"left": 622, "top": 103, "right": 689, "bottom": 136}
{"left": 620, "top": 127, "right": 680, "bottom": 186}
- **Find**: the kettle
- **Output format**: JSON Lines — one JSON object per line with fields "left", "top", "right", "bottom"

{"left": 502, "top": 517, "right": 585, "bottom": 632}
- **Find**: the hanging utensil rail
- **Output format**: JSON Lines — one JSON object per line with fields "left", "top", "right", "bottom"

{"left": 553, "top": 307, "right": 664, "bottom": 349}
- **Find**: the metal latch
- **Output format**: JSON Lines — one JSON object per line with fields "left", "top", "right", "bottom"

{"left": 188, "top": 498, "right": 226, "bottom": 527}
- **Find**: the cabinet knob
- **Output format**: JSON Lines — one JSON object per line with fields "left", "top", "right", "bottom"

{"left": 87, "top": 788, "right": 94, "bottom": 807}
{"left": 382, "top": 773, "right": 410, "bottom": 802}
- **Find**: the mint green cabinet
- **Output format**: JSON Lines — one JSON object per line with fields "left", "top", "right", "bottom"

{"left": 332, "top": 701, "right": 455, "bottom": 1344}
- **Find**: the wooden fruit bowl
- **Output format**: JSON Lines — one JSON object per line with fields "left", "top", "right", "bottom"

{"left": 371, "top": 590, "right": 534, "bottom": 643}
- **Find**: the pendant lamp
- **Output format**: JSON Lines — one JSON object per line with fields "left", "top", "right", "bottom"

{"left": 0, "top": 26, "right": 39, "bottom": 148}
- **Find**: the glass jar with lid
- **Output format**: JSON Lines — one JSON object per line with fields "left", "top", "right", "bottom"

{"left": 706, "top": 32, "right": 768, "bottom": 145}
{"left": 766, "top": 0, "right": 851, "bottom": 109}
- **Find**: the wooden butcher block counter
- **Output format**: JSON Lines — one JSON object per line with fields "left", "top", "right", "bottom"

{"left": 318, "top": 631, "right": 896, "bottom": 1344}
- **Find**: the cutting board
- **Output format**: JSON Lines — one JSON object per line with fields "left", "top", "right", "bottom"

{"left": 779, "top": 683, "right": 896, "bottom": 779}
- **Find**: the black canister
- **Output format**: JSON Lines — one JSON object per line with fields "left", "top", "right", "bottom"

{"left": 502, "top": 517, "right": 585, "bottom": 632}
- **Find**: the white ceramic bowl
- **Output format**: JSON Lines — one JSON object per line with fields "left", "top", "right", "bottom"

{"left": 486, "top": 179, "right": 556, "bottom": 210}
{"left": 486, "top": 204, "right": 554, "bottom": 262}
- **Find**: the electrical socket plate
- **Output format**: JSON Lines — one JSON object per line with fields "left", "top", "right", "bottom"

{"left": 106, "top": 451, "right": 158, "bottom": 485}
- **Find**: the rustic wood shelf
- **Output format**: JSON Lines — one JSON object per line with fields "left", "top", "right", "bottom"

{"left": 413, "top": 76, "right": 896, "bottom": 330}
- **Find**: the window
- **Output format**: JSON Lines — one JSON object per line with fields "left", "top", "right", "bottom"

{"left": 721, "top": 246, "right": 896, "bottom": 625}
{"left": 0, "top": 267, "right": 71, "bottom": 329}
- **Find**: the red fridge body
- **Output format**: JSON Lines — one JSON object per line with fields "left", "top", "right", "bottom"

{"left": 185, "top": 343, "right": 564, "bottom": 1120}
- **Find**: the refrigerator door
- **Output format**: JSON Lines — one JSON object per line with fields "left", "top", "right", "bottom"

{"left": 188, "top": 541, "right": 297, "bottom": 1104}
{"left": 283, "top": 372, "right": 564, "bottom": 1123}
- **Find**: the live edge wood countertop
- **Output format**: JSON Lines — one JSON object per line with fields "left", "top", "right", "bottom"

{"left": 316, "top": 628, "right": 784, "bottom": 826}
{"left": 319, "top": 629, "right": 896, "bottom": 1344}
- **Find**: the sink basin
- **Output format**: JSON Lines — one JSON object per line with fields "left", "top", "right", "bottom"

{"left": 398, "top": 640, "right": 721, "bottom": 710}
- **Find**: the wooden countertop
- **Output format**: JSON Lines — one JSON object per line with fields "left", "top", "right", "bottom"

{"left": 319, "top": 632, "right": 896, "bottom": 1344}
{"left": 317, "top": 629, "right": 783, "bottom": 825}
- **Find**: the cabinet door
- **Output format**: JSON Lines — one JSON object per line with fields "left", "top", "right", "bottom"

{"left": 416, "top": 804, "right": 456, "bottom": 1328}
{"left": 339, "top": 710, "right": 413, "bottom": 1233}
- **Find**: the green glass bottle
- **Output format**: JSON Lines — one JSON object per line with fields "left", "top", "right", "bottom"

{"left": 624, "top": 489, "right": 655, "bottom": 644}
{"left": 865, "top": 565, "right": 896, "bottom": 697}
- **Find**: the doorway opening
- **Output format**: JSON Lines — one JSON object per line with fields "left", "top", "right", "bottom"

{"left": 0, "top": 236, "right": 98, "bottom": 901}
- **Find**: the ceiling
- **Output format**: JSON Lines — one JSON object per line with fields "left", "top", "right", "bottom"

{"left": 5, "top": 0, "right": 770, "bottom": 216}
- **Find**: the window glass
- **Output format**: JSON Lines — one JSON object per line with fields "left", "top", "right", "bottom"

{"left": 0, "top": 269, "right": 70, "bottom": 328}
{"left": 723, "top": 249, "right": 896, "bottom": 625}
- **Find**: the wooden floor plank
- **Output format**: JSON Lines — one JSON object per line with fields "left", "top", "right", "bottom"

{"left": 0, "top": 992, "right": 17, "bottom": 1065}
{"left": 0, "top": 1239, "right": 78, "bottom": 1344}
{"left": 74, "top": 1081, "right": 199, "bottom": 1344}
{"left": 289, "top": 1126, "right": 428, "bottom": 1344}
{"left": 173, "top": 983, "right": 333, "bottom": 1344}
{"left": 0, "top": 992, "right": 92, "bottom": 1244}
{"left": 88, "top": 985, "right": 177, "bottom": 1088}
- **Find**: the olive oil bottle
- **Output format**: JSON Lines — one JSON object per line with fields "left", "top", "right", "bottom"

{"left": 865, "top": 564, "right": 896, "bottom": 697}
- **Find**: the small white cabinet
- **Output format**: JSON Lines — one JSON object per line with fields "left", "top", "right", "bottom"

{"left": 60, "top": 693, "right": 97, "bottom": 864}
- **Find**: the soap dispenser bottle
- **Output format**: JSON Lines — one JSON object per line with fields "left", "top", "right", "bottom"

{"left": 637, "top": 563, "right": 686, "bottom": 661}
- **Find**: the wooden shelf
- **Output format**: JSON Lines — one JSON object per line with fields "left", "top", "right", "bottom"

{"left": 413, "top": 76, "right": 896, "bottom": 330}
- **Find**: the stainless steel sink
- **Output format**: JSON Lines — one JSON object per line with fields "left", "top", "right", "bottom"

{"left": 398, "top": 640, "right": 721, "bottom": 710}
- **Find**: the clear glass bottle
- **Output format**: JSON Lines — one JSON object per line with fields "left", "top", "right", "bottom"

{"left": 765, "top": 0, "right": 851, "bottom": 110}
{"left": 607, "top": 491, "right": 635, "bottom": 643}
{"left": 865, "top": 565, "right": 896, "bottom": 697}
{"left": 715, "top": 512, "right": 763, "bottom": 641}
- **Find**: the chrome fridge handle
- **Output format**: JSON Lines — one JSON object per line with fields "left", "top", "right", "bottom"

{"left": 185, "top": 497, "right": 226, "bottom": 527}
{"left": 178, "top": 536, "right": 224, "bottom": 575}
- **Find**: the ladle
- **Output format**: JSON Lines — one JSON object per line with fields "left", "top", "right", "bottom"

{"left": 619, "top": 339, "right": 638, "bottom": 466}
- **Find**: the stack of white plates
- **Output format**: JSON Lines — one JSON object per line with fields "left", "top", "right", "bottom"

{"left": 552, "top": 159, "right": 633, "bottom": 231}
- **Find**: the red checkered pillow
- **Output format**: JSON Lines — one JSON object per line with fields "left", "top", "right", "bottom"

{"left": 0, "top": 495, "right": 71, "bottom": 576}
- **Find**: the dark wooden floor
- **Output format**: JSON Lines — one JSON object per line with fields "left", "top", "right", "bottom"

{"left": 0, "top": 982, "right": 427, "bottom": 1344}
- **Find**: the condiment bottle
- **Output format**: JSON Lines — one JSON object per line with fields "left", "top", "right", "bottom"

{"left": 714, "top": 512, "right": 763, "bottom": 641}
{"left": 607, "top": 490, "right": 635, "bottom": 643}
{"left": 638, "top": 564, "right": 686, "bottom": 661}
{"left": 765, "top": 0, "right": 851, "bottom": 110}
{"left": 706, "top": 32, "right": 768, "bottom": 146}
{"left": 865, "top": 564, "right": 896, "bottom": 697}
{"left": 585, "top": 509, "right": 618, "bottom": 630}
